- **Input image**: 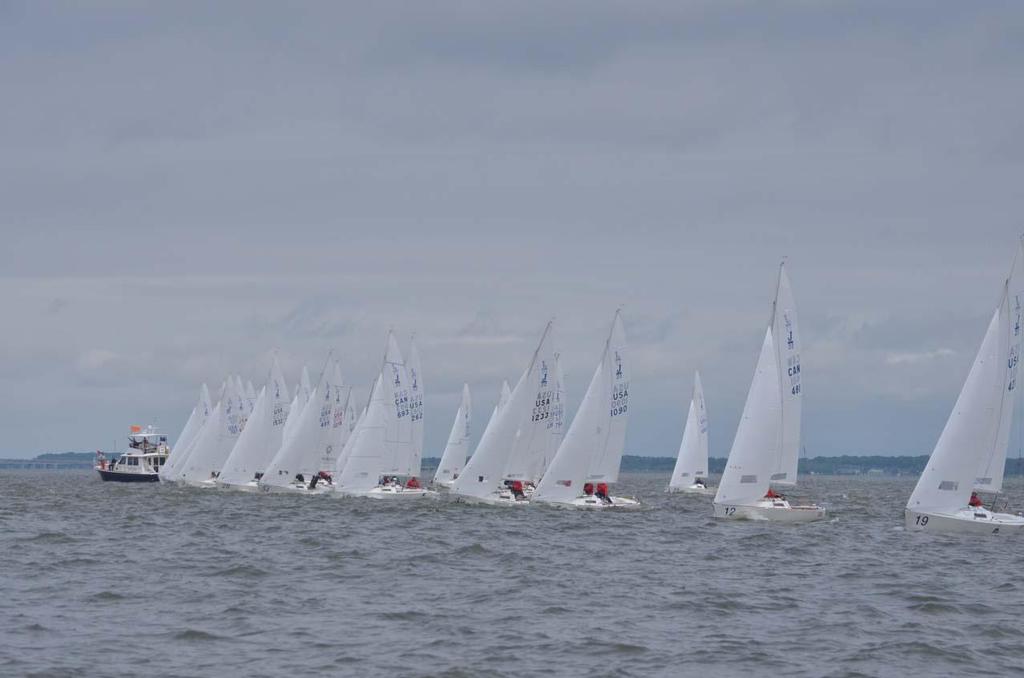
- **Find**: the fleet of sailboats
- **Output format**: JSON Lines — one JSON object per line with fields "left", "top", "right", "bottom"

{"left": 148, "top": 246, "right": 1024, "bottom": 534}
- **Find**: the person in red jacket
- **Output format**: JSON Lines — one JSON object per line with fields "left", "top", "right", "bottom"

{"left": 969, "top": 492, "right": 984, "bottom": 508}
{"left": 405, "top": 476, "right": 421, "bottom": 489}
{"left": 511, "top": 480, "right": 525, "bottom": 500}
{"left": 583, "top": 483, "right": 594, "bottom": 496}
{"left": 595, "top": 482, "right": 611, "bottom": 504}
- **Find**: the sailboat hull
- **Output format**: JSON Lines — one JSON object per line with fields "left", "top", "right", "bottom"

{"left": 217, "top": 480, "right": 261, "bottom": 493}
{"left": 338, "top": 486, "right": 439, "bottom": 499}
{"left": 563, "top": 495, "right": 641, "bottom": 510}
{"left": 714, "top": 499, "right": 826, "bottom": 522}
{"left": 905, "top": 508, "right": 1024, "bottom": 535}
{"left": 667, "top": 484, "right": 716, "bottom": 496}
{"left": 450, "top": 491, "right": 530, "bottom": 507}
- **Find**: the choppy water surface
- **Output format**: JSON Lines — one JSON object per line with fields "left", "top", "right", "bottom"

{"left": 2, "top": 471, "right": 1023, "bottom": 677}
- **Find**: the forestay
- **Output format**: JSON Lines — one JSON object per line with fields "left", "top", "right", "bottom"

{"left": 669, "top": 372, "right": 709, "bottom": 488}
{"left": 714, "top": 329, "right": 781, "bottom": 506}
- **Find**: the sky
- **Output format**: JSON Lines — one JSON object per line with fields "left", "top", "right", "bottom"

{"left": 2, "top": 1, "right": 1024, "bottom": 459}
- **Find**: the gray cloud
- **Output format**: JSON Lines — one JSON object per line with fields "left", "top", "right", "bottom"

{"left": 1, "top": 2, "right": 1023, "bottom": 459}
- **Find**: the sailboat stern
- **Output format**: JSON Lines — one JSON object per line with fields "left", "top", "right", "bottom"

{"left": 905, "top": 507, "right": 1024, "bottom": 535}
{"left": 714, "top": 499, "right": 825, "bottom": 522}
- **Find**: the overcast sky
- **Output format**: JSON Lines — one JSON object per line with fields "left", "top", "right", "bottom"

{"left": 2, "top": 1, "right": 1023, "bottom": 459}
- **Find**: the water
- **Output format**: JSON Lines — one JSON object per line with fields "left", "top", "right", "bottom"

{"left": 2, "top": 471, "right": 1023, "bottom": 677}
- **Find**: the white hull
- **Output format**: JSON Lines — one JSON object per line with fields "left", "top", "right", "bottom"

{"left": 667, "top": 484, "right": 716, "bottom": 496}
{"left": 713, "top": 499, "right": 826, "bottom": 522}
{"left": 182, "top": 478, "right": 220, "bottom": 489}
{"left": 259, "top": 481, "right": 334, "bottom": 495}
{"left": 432, "top": 480, "right": 455, "bottom": 491}
{"left": 338, "top": 485, "right": 439, "bottom": 500}
{"left": 905, "top": 507, "right": 1024, "bottom": 535}
{"left": 450, "top": 489, "right": 530, "bottom": 506}
{"left": 217, "top": 480, "right": 261, "bottom": 493}
{"left": 538, "top": 494, "right": 641, "bottom": 510}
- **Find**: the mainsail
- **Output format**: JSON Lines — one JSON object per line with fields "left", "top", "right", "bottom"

{"left": 770, "top": 263, "right": 802, "bottom": 486}
{"left": 160, "top": 383, "right": 211, "bottom": 481}
{"left": 408, "top": 339, "right": 425, "bottom": 478}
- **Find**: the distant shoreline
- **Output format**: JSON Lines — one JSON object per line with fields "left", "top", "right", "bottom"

{"left": 5, "top": 451, "right": 1024, "bottom": 476}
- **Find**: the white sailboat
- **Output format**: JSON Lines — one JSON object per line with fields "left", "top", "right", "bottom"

{"left": 668, "top": 372, "right": 713, "bottom": 494}
{"left": 433, "top": 384, "right": 472, "bottom": 489}
{"left": 159, "top": 383, "right": 211, "bottom": 482}
{"left": 713, "top": 263, "right": 825, "bottom": 522}
{"left": 177, "top": 377, "right": 247, "bottom": 487}
{"left": 334, "top": 403, "right": 366, "bottom": 478}
{"left": 335, "top": 332, "right": 436, "bottom": 498}
{"left": 534, "top": 311, "right": 637, "bottom": 509}
{"left": 451, "top": 321, "right": 554, "bottom": 506}
{"left": 260, "top": 360, "right": 345, "bottom": 493}
{"left": 218, "top": 357, "right": 291, "bottom": 491}
{"left": 906, "top": 242, "right": 1024, "bottom": 534}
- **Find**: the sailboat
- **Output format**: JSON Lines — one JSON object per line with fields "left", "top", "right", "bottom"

{"left": 534, "top": 311, "right": 637, "bottom": 509}
{"left": 503, "top": 343, "right": 564, "bottom": 492}
{"left": 334, "top": 332, "right": 436, "bottom": 498}
{"left": 218, "top": 357, "right": 291, "bottom": 491}
{"left": 668, "top": 372, "right": 713, "bottom": 494}
{"left": 159, "top": 383, "right": 212, "bottom": 482}
{"left": 713, "top": 263, "right": 825, "bottom": 521}
{"left": 260, "top": 362, "right": 345, "bottom": 493}
{"left": 451, "top": 321, "right": 555, "bottom": 505}
{"left": 906, "top": 242, "right": 1024, "bottom": 534}
{"left": 177, "top": 377, "right": 248, "bottom": 487}
{"left": 433, "top": 384, "right": 471, "bottom": 489}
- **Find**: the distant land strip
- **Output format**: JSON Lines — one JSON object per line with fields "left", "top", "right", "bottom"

{"left": 5, "top": 452, "right": 1024, "bottom": 476}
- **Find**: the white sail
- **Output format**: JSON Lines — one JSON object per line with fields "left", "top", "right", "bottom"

{"left": 335, "top": 405, "right": 366, "bottom": 475}
{"left": 408, "top": 339, "right": 425, "bottom": 478}
{"left": 381, "top": 332, "right": 415, "bottom": 476}
{"left": 179, "top": 378, "right": 246, "bottom": 484}
{"left": 160, "top": 383, "right": 211, "bottom": 481}
{"left": 337, "top": 376, "right": 389, "bottom": 494}
{"left": 669, "top": 371, "right": 709, "bottom": 489}
{"left": 770, "top": 263, "right": 802, "bottom": 486}
{"left": 504, "top": 330, "right": 559, "bottom": 482}
{"left": 975, "top": 244, "right": 1024, "bottom": 493}
{"left": 261, "top": 384, "right": 325, "bottom": 487}
{"left": 533, "top": 353, "right": 567, "bottom": 482}
{"left": 453, "top": 322, "right": 554, "bottom": 500}
{"left": 535, "top": 311, "right": 628, "bottom": 502}
{"left": 714, "top": 328, "right": 781, "bottom": 506}
{"left": 245, "top": 380, "right": 257, "bottom": 408}
{"left": 320, "top": 361, "right": 348, "bottom": 469}
{"left": 908, "top": 305, "right": 1005, "bottom": 512}
{"left": 219, "top": 357, "right": 292, "bottom": 486}
{"left": 434, "top": 384, "right": 472, "bottom": 484}
{"left": 281, "top": 365, "right": 312, "bottom": 444}
{"left": 586, "top": 312, "right": 629, "bottom": 483}
{"left": 498, "top": 380, "right": 511, "bottom": 411}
